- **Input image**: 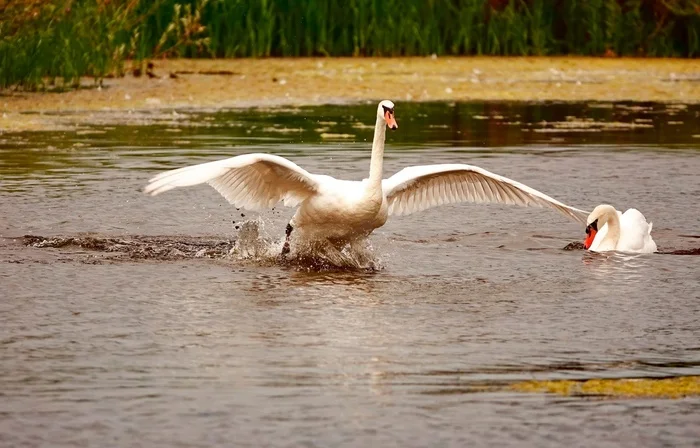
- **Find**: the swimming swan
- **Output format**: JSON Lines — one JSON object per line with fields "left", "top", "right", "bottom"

{"left": 144, "top": 100, "right": 588, "bottom": 255}
{"left": 584, "top": 204, "right": 657, "bottom": 253}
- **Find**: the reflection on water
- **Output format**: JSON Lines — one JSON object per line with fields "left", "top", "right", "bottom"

{"left": 1, "top": 102, "right": 700, "bottom": 447}
{"left": 581, "top": 251, "right": 654, "bottom": 282}
{"left": 1, "top": 102, "right": 699, "bottom": 180}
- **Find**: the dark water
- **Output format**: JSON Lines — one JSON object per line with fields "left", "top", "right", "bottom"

{"left": 1, "top": 102, "right": 700, "bottom": 447}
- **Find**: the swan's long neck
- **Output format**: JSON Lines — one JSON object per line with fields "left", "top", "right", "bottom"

{"left": 601, "top": 210, "right": 621, "bottom": 249}
{"left": 368, "top": 115, "right": 386, "bottom": 190}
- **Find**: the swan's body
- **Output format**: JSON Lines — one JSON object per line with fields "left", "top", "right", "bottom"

{"left": 145, "top": 101, "right": 588, "bottom": 255}
{"left": 584, "top": 205, "right": 657, "bottom": 254}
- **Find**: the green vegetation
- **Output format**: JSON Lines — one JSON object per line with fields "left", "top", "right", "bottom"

{"left": 1, "top": 0, "right": 699, "bottom": 89}
{"left": 1, "top": 0, "right": 131, "bottom": 89}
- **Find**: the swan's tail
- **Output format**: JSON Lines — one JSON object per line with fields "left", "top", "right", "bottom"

{"left": 648, "top": 221, "right": 653, "bottom": 234}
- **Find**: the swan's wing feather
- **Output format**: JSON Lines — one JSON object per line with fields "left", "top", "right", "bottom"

{"left": 618, "top": 208, "right": 657, "bottom": 252}
{"left": 383, "top": 164, "right": 589, "bottom": 223}
{"left": 144, "top": 153, "right": 320, "bottom": 210}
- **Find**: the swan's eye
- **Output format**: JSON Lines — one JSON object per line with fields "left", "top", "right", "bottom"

{"left": 586, "top": 219, "right": 598, "bottom": 234}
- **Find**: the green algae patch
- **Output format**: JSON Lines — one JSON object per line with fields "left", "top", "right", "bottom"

{"left": 511, "top": 376, "right": 700, "bottom": 399}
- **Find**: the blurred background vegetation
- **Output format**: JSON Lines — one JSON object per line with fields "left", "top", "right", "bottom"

{"left": 1, "top": 0, "right": 698, "bottom": 89}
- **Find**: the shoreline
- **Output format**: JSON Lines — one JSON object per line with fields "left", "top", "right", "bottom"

{"left": 2, "top": 57, "right": 699, "bottom": 132}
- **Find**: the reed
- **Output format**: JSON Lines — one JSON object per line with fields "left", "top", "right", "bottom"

{"left": 0, "top": 1, "right": 136, "bottom": 89}
{"left": 1, "top": 0, "right": 698, "bottom": 89}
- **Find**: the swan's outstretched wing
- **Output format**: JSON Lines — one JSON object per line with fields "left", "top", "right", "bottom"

{"left": 144, "top": 153, "right": 320, "bottom": 210}
{"left": 383, "top": 164, "right": 588, "bottom": 223}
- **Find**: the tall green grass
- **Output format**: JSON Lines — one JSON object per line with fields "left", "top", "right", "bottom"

{"left": 1, "top": 0, "right": 698, "bottom": 89}
{"left": 0, "top": 1, "right": 136, "bottom": 89}
{"left": 176, "top": 0, "right": 700, "bottom": 57}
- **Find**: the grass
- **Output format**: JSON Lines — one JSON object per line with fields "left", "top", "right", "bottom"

{"left": 0, "top": 1, "right": 134, "bottom": 89}
{"left": 1, "top": 0, "right": 698, "bottom": 89}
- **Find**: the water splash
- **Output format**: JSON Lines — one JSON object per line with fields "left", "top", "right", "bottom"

{"left": 229, "top": 218, "right": 383, "bottom": 272}
{"left": 20, "top": 218, "right": 383, "bottom": 271}
{"left": 230, "top": 218, "right": 276, "bottom": 259}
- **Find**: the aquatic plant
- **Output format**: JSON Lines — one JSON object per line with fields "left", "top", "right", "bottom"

{"left": 0, "top": 0, "right": 134, "bottom": 89}
{"left": 511, "top": 376, "right": 700, "bottom": 398}
{"left": 0, "top": 0, "right": 210, "bottom": 89}
{"left": 126, "top": 0, "right": 700, "bottom": 57}
{"left": 1, "top": 0, "right": 698, "bottom": 89}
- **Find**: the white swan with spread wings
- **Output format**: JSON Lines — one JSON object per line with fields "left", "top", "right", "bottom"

{"left": 144, "top": 100, "right": 588, "bottom": 255}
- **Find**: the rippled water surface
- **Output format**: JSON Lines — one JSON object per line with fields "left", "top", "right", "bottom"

{"left": 2, "top": 102, "right": 700, "bottom": 447}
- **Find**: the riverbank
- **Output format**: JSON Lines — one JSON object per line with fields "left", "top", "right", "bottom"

{"left": 2, "top": 57, "right": 699, "bottom": 132}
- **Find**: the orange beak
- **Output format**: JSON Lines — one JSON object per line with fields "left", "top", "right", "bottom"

{"left": 384, "top": 111, "right": 398, "bottom": 130}
{"left": 584, "top": 228, "right": 597, "bottom": 250}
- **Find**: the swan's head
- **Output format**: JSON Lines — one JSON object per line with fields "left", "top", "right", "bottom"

{"left": 584, "top": 204, "right": 616, "bottom": 249}
{"left": 377, "top": 100, "right": 398, "bottom": 130}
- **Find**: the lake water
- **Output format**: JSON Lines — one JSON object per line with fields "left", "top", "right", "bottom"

{"left": 1, "top": 102, "right": 700, "bottom": 447}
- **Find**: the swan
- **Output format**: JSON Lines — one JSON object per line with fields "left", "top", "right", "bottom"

{"left": 584, "top": 204, "right": 657, "bottom": 254}
{"left": 144, "top": 100, "right": 588, "bottom": 255}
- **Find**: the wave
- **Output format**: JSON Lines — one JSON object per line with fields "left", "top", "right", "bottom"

{"left": 20, "top": 218, "right": 383, "bottom": 271}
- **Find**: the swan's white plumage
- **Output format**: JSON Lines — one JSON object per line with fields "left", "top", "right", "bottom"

{"left": 382, "top": 164, "right": 588, "bottom": 223}
{"left": 588, "top": 207, "right": 657, "bottom": 253}
{"left": 616, "top": 209, "right": 656, "bottom": 253}
{"left": 144, "top": 153, "right": 320, "bottom": 211}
